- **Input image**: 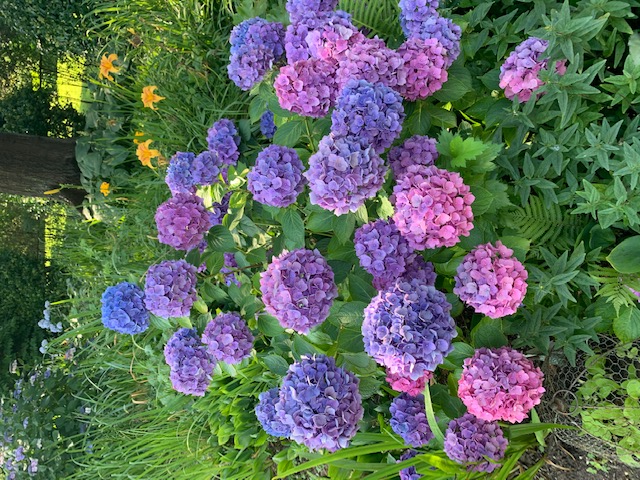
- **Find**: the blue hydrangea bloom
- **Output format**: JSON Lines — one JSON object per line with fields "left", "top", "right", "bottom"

{"left": 164, "top": 328, "right": 215, "bottom": 396}
{"left": 255, "top": 387, "right": 292, "bottom": 437}
{"left": 260, "top": 110, "right": 277, "bottom": 138}
{"left": 390, "top": 393, "right": 434, "bottom": 447}
{"left": 286, "top": 0, "right": 339, "bottom": 23}
{"left": 398, "top": 449, "right": 421, "bottom": 480}
{"left": 191, "top": 151, "right": 222, "bottom": 186}
{"left": 101, "top": 282, "right": 150, "bottom": 334}
{"left": 399, "top": 0, "right": 439, "bottom": 37}
{"left": 166, "top": 152, "right": 196, "bottom": 195}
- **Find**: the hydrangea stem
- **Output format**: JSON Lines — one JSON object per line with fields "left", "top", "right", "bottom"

{"left": 423, "top": 384, "right": 444, "bottom": 445}
{"left": 304, "top": 117, "right": 316, "bottom": 152}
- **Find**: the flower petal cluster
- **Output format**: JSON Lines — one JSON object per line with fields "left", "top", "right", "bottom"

{"left": 260, "top": 110, "right": 277, "bottom": 138}
{"left": 260, "top": 249, "right": 337, "bottom": 334}
{"left": 305, "top": 135, "right": 387, "bottom": 215}
{"left": 402, "top": 254, "right": 437, "bottom": 286}
{"left": 210, "top": 192, "right": 232, "bottom": 226}
{"left": 202, "top": 312, "right": 254, "bottom": 364}
{"left": 398, "top": 0, "right": 439, "bottom": 38}
{"left": 144, "top": 260, "right": 198, "bottom": 318}
{"left": 398, "top": 449, "right": 421, "bottom": 480}
{"left": 141, "top": 85, "right": 165, "bottom": 110}
{"left": 444, "top": 413, "right": 508, "bottom": 473}
{"left": 386, "top": 368, "right": 433, "bottom": 396}
{"left": 166, "top": 152, "right": 196, "bottom": 195}
{"left": 453, "top": 241, "right": 528, "bottom": 318}
{"left": 247, "top": 145, "right": 306, "bottom": 208}
{"left": 392, "top": 165, "right": 474, "bottom": 249}
{"left": 305, "top": 11, "right": 365, "bottom": 62}
{"left": 191, "top": 151, "right": 222, "bottom": 186}
{"left": 164, "top": 328, "right": 215, "bottom": 396}
{"left": 362, "top": 278, "right": 456, "bottom": 379}
{"left": 274, "top": 355, "right": 363, "bottom": 451}
{"left": 99, "top": 53, "right": 119, "bottom": 81}
{"left": 331, "top": 80, "right": 405, "bottom": 153}
{"left": 274, "top": 58, "right": 338, "bottom": 118}
{"left": 221, "top": 252, "right": 241, "bottom": 287}
{"left": 207, "top": 119, "right": 241, "bottom": 167}
{"left": 413, "top": 15, "right": 461, "bottom": 68}
{"left": 395, "top": 38, "right": 448, "bottom": 100}
{"left": 499, "top": 37, "right": 567, "bottom": 102}
{"left": 286, "top": 0, "right": 339, "bottom": 23}
{"left": 101, "top": 282, "right": 150, "bottom": 334}
{"left": 390, "top": 393, "right": 433, "bottom": 447}
{"left": 155, "top": 193, "right": 213, "bottom": 251}
{"left": 388, "top": 135, "right": 439, "bottom": 180}
{"left": 255, "top": 387, "right": 291, "bottom": 437}
{"left": 335, "top": 37, "right": 404, "bottom": 89}
{"left": 458, "top": 347, "right": 545, "bottom": 423}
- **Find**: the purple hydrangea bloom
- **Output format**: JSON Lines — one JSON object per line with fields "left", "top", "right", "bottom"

{"left": 166, "top": 152, "right": 196, "bottom": 195}
{"left": 144, "top": 260, "right": 198, "bottom": 318}
{"left": 499, "top": 37, "right": 567, "bottom": 102}
{"left": 362, "top": 278, "right": 456, "bottom": 379}
{"left": 202, "top": 312, "right": 254, "bottom": 364}
{"left": 388, "top": 135, "right": 438, "bottom": 180}
{"left": 14, "top": 447, "right": 24, "bottom": 462}
{"left": 402, "top": 254, "right": 437, "bottom": 286}
{"left": 458, "top": 347, "right": 545, "bottom": 423}
{"left": 386, "top": 369, "right": 433, "bottom": 396}
{"left": 155, "top": 193, "right": 213, "bottom": 251}
{"left": 395, "top": 38, "right": 448, "bottom": 101}
{"left": 247, "top": 145, "right": 306, "bottom": 208}
{"left": 391, "top": 165, "right": 475, "bottom": 249}
{"left": 444, "top": 413, "right": 508, "bottom": 473}
{"left": 331, "top": 80, "right": 405, "bottom": 153}
{"left": 259, "top": 110, "right": 277, "bottom": 138}
{"left": 335, "top": 37, "right": 404, "bottom": 90}
{"left": 260, "top": 249, "right": 337, "bottom": 334}
{"left": 390, "top": 393, "right": 434, "bottom": 447}
{"left": 207, "top": 119, "right": 241, "bottom": 166}
{"left": 413, "top": 15, "right": 461, "bottom": 68}
{"left": 28, "top": 458, "right": 38, "bottom": 475}
{"left": 399, "top": 0, "right": 439, "bottom": 38}
{"left": 398, "top": 449, "right": 421, "bottom": 480}
{"left": 305, "top": 135, "right": 388, "bottom": 215}
{"left": 229, "top": 17, "right": 263, "bottom": 55}
{"left": 210, "top": 191, "right": 232, "bottom": 226}
{"left": 274, "top": 355, "right": 363, "bottom": 451}
{"left": 101, "top": 282, "right": 150, "bottom": 334}
{"left": 286, "top": 0, "right": 339, "bottom": 23}
{"left": 221, "top": 252, "right": 240, "bottom": 286}
{"left": 274, "top": 58, "right": 338, "bottom": 118}
{"left": 164, "top": 328, "right": 215, "bottom": 396}
{"left": 255, "top": 387, "right": 291, "bottom": 437}
{"left": 454, "top": 241, "right": 528, "bottom": 318}
{"left": 192, "top": 151, "right": 222, "bottom": 186}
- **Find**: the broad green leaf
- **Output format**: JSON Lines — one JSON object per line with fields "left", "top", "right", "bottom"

{"left": 280, "top": 208, "right": 305, "bottom": 249}
{"left": 208, "top": 225, "right": 235, "bottom": 252}
{"left": 471, "top": 317, "right": 508, "bottom": 348}
{"left": 348, "top": 274, "right": 376, "bottom": 302}
{"left": 272, "top": 119, "right": 304, "bottom": 147}
{"left": 607, "top": 236, "right": 640, "bottom": 273}
{"left": 257, "top": 314, "right": 285, "bottom": 337}
{"left": 433, "top": 64, "right": 472, "bottom": 102}
{"left": 614, "top": 305, "right": 640, "bottom": 342}
{"left": 262, "top": 354, "right": 290, "bottom": 376}
{"left": 333, "top": 213, "right": 356, "bottom": 244}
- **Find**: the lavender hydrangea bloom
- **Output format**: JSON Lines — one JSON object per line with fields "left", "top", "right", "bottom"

{"left": 260, "top": 249, "right": 337, "bottom": 334}
{"left": 395, "top": 38, "right": 448, "bottom": 101}
{"left": 398, "top": 449, "right": 421, "bottom": 480}
{"left": 155, "top": 193, "right": 213, "bottom": 251}
{"left": 164, "top": 328, "right": 215, "bottom": 396}
{"left": 101, "top": 282, "right": 150, "bottom": 334}
{"left": 403, "top": 254, "right": 437, "bottom": 286}
{"left": 255, "top": 387, "right": 291, "bottom": 437}
{"left": 210, "top": 192, "right": 232, "bottom": 226}
{"left": 207, "top": 119, "right": 241, "bottom": 166}
{"left": 305, "top": 135, "right": 388, "bottom": 215}
{"left": 331, "top": 80, "right": 405, "bottom": 153}
{"left": 391, "top": 165, "right": 475, "bottom": 250}
{"left": 144, "top": 260, "right": 198, "bottom": 318}
{"left": 390, "top": 393, "right": 434, "bottom": 447}
{"left": 413, "top": 15, "right": 462, "bottom": 68}
{"left": 275, "top": 355, "right": 363, "bottom": 451}
{"left": 388, "top": 135, "right": 438, "bottom": 180}
{"left": 166, "top": 152, "right": 196, "bottom": 195}
{"left": 229, "top": 17, "right": 263, "bottom": 55}
{"left": 202, "top": 312, "right": 254, "bottom": 364}
{"left": 458, "top": 347, "right": 545, "bottom": 423}
{"left": 454, "top": 241, "right": 528, "bottom": 318}
{"left": 335, "top": 37, "right": 404, "bottom": 89}
{"left": 192, "top": 151, "right": 222, "bottom": 186}
{"left": 259, "top": 110, "right": 276, "bottom": 138}
{"left": 399, "top": 0, "right": 439, "bottom": 37}
{"left": 247, "top": 145, "right": 306, "bottom": 207}
{"left": 362, "top": 278, "right": 456, "bottom": 379}
{"left": 286, "top": 0, "right": 339, "bottom": 23}
{"left": 444, "top": 413, "right": 508, "bottom": 473}
{"left": 221, "top": 252, "right": 240, "bottom": 286}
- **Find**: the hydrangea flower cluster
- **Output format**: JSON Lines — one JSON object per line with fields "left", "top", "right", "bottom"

{"left": 38, "top": 300, "right": 62, "bottom": 333}
{"left": 398, "top": 449, "right": 421, "bottom": 480}
{"left": 221, "top": 252, "right": 240, "bottom": 287}
{"left": 388, "top": 135, "right": 439, "bottom": 180}
{"left": 284, "top": 14, "right": 326, "bottom": 63}
{"left": 392, "top": 165, "right": 475, "bottom": 249}
{"left": 247, "top": 145, "right": 306, "bottom": 207}
{"left": 386, "top": 369, "right": 433, "bottom": 396}
{"left": 101, "top": 282, "right": 150, "bottom": 334}
{"left": 165, "top": 152, "right": 196, "bottom": 195}
{"left": 260, "top": 249, "right": 337, "bottom": 334}
{"left": 144, "top": 260, "right": 198, "bottom": 318}
{"left": 458, "top": 347, "right": 545, "bottom": 423}
{"left": 304, "top": 11, "right": 364, "bottom": 62}
{"left": 398, "top": 0, "right": 440, "bottom": 37}
{"left": 191, "top": 150, "right": 222, "bottom": 186}
{"left": 255, "top": 387, "right": 291, "bottom": 437}
{"left": 210, "top": 191, "right": 232, "bottom": 226}
{"left": 499, "top": 37, "right": 567, "bottom": 102}
{"left": 362, "top": 278, "right": 456, "bottom": 379}
{"left": 207, "top": 119, "right": 241, "bottom": 166}
{"left": 331, "top": 80, "right": 405, "bottom": 153}
{"left": 202, "top": 312, "right": 254, "bottom": 364}
{"left": 395, "top": 38, "right": 448, "bottom": 101}
{"left": 402, "top": 254, "right": 437, "bottom": 287}
{"left": 155, "top": 193, "right": 213, "bottom": 251}
{"left": 305, "top": 135, "right": 387, "bottom": 215}
{"left": 274, "top": 355, "right": 363, "bottom": 451}
{"left": 164, "top": 328, "right": 215, "bottom": 396}
{"left": 453, "top": 241, "right": 528, "bottom": 318}
{"left": 286, "top": 0, "right": 339, "bottom": 23}
{"left": 274, "top": 58, "right": 338, "bottom": 118}
{"left": 335, "top": 38, "right": 404, "bottom": 89}
{"left": 390, "top": 393, "right": 433, "bottom": 447}
{"left": 444, "top": 413, "right": 508, "bottom": 473}
{"left": 259, "top": 110, "right": 276, "bottom": 138}
{"left": 413, "top": 16, "right": 461, "bottom": 68}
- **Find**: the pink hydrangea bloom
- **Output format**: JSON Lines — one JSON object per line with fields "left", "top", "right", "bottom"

{"left": 395, "top": 37, "right": 448, "bottom": 101}
{"left": 458, "top": 347, "right": 545, "bottom": 423}
{"left": 388, "top": 135, "right": 439, "bottom": 180}
{"left": 335, "top": 37, "right": 404, "bottom": 89}
{"left": 386, "top": 368, "right": 433, "bottom": 396}
{"left": 454, "top": 241, "right": 528, "bottom": 318}
{"left": 391, "top": 165, "right": 474, "bottom": 250}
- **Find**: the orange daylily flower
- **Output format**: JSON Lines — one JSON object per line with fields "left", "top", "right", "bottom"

{"left": 133, "top": 131, "right": 145, "bottom": 144}
{"left": 100, "top": 182, "right": 111, "bottom": 196}
{"left": 141, "top": 86, "right": 165, "bottom": 110}
{"left": 136, "top": 139, "right": 160, "bottom": 168}
{"left": 99, "top": 53, "right": 120, "bottom": 81}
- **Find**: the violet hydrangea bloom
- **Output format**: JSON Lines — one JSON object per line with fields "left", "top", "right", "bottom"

{"left": 286, "top": 0, "right": 338, "bottom": 23}
{"left": 274, "top": 355, "right": 363, "bottom": 451}
{"left": 402, "top": 254, "right": 437, "bottom": 286}
{"left": 144, "top": 260, "right": 198, "bottom": 318}
{"left": 391, "top": 165, "right": 474, "bottom": 249}
{"left": 207, "top": 119, "right": 241, "bottom": 166}
{"left": 191, "top": 151, "right": 222, "bottom": 186}
{"left": 305, "top": 11, "right": 365, "bottom": 62}
{"left": 155, "top": 193, "right": 213, "bottom": 251}
{"left": 362, "top": 278, "right": 456, "bottom": 379}
{"left": 260, "top": 249, "right": 337, "bottom": 334}
{"left": 229, "top": 17, "right": 263, "bottom": 55}
{"left": 259, "top": 110, "right": 277, "bottom": 138}
{"left": 101, "top": 282, "right": 150, "bottom": 334}
{"left": 335, "top": 37, "right": 404, "bottom": 89}
{"left": 210, "top": 191, "right": 232, "bottom": 226}
{"left": 414, "top": 15, "right": 461, "bottom": 68}
{"left": 453, "top": 241, "right": 528, "bottom": 318}
{"left": 395, "top": 37, "right": 448, "bottom": 101}
{"left": 390, "top": 393, "right": 434, "bottom": 447}
{"left": 255, "top": 387, "right": 291, "bottom": 437}
{"left": 398, "top": 449, "right": 421, "bottom": 480}
{"left": 202, "top": 312, "right": 254, "bottom": 364}
{"left": 331, "top": 80, "right": 405, "bottom": 153}
{"left": 386, "top": 368, "right": 433, "bottom": 396}
{"left": 444, "top": 413, "right": 508, "bottom": 473}
{"left": 305, "top": 135, "right": 388, "bottom": 215}
{"left": 247, "top": 145, "right": 306, "bottom": 208}
{"left": 166, "top": 152, "right": 196, "bottom": 195}
{"left": 399, "top": 0, "right": 439, "bottom": 37}
{"left": 458, "top": 347, "right": 545, "bottom": 423}
{"left": 388, "top": 135, "right": 439, "bottom": 180}
{"left": 221, "top": 252, "right": 241, "bottom": 287}
{"left": 164, "top": 328, "right": 215, "bottom": 396}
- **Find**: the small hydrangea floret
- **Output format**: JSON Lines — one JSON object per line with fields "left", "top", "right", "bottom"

{"left": 390, "top": 393, "right": 434, "bottom": 447}
{"left": 155, "top": 193, "right": 213, "bottom": 251}
{"left": 247, "top": 145, "right": 306, "bottom": 208}
{"left": 101, "top": 282, "right": 150, "bottom": 334}
{"left": 164, "top": 328, "right": 215, "bottom": 396}
{"left": 386, "top": 369, "right": 433, "bottom": 396}
{"left": 144, "top": 260, "right": 198, "bottom": 318}
{"left": 255, "top": 387, "right": 291, "bottom": 437}
{"left": 202, "top": 312, "right": 254, "bottom": 364}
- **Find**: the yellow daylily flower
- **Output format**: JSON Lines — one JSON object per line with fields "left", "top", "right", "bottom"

{"left": 133, "top": 131, "right": 145, "bottom": 144}
{"left": 136, "top": 139, "right": 160, "bottom": 168}
{"left": 100, "top": 182, "right": 111, "bottom": 196}
{"left": 99, "top": 53, "right": 120, "bottom": 81}
{"left": 141, "top": 86, "right": 165, "bottom": 110}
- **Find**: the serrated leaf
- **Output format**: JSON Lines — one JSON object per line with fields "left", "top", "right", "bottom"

{"left": 273, "top": 119, "right": 304, "bottom": 147}
{"left": 208, "top": 225, "right": 235, "bottom": 252}
{"left": 433, "top": 64, "right": 473, "bottom": 102}
{"left": 280, "top": 208, "right": 305, "bottom": 249}
{"left": 333, "top": 213, "right": 356, "bottom": 244}
{"left": 613, "top": 306, "right": 640, "bottom": 342}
